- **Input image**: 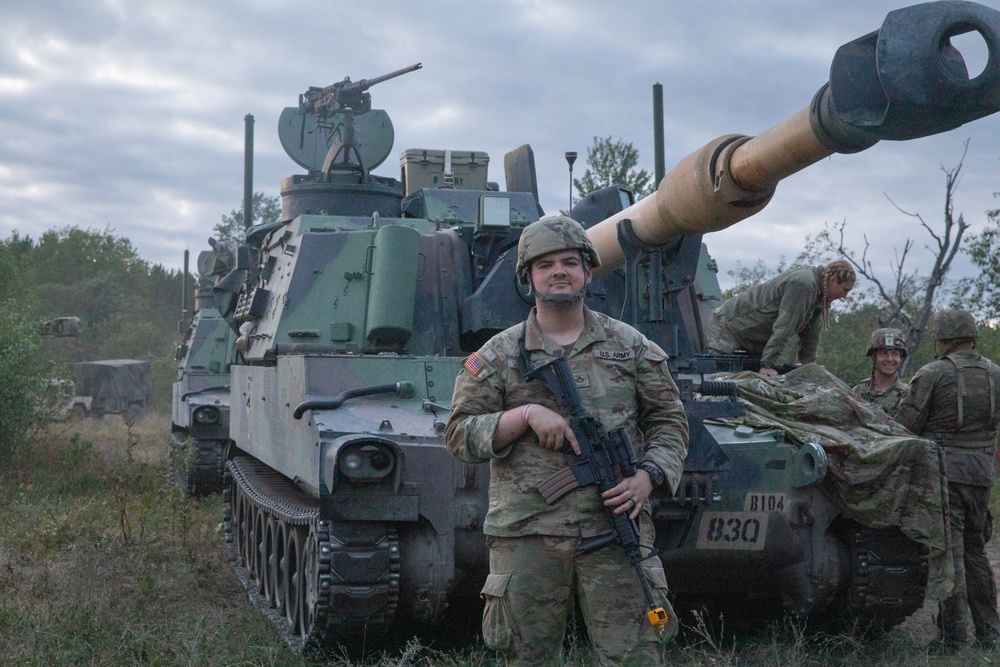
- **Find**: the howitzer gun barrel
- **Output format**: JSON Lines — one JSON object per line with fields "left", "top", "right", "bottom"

{"left": 589, "top": 1, "right": 1000, "bottom": 278}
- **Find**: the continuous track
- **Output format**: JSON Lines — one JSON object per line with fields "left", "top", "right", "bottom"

{"left": 169, "top": 435, "right": 226, "bottom": 497}
{"left": 828, "top": 521, "right": 929, "bottom": 635}
{"left": 224, "top": 455, "right": 400, "bottom": 653}
{"left": 821, "top": 521, "right": 928, "bottom": 636}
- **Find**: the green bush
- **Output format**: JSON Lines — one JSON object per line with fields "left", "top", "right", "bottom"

{"left": 0, "top": 301, "right": 52, "bottom": 455}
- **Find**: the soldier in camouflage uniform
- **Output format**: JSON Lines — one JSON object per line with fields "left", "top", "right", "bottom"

{"left": 852, "top": 328, "right": 909, "bottom": 414}
{"left": 895, "top": 309, "right": 1000, "bottom": 651}
{"left": 705, "top": 260, "right": 855, "bottom": 377}
{"left": 446, "top": 215, "right": 688, "bottom": 666}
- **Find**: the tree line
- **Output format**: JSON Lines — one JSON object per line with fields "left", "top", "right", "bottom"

{"left": 0, "top": 227, "right": 189, "bottom": 451}
{"left": 0, "top": 194, "right": 284, "bottom": 453}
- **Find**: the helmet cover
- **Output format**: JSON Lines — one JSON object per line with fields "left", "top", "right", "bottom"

{"left": 866, "top": 327, "right": 908, "bottom": 358}
{"left": 516, "top": 215, "right": 601, "bottom": 285}
{"left": 931, "top": 309, "right": 978, "bottom": 341}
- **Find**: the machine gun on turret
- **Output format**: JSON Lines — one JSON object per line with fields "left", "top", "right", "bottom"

{"left": 291, "top": 63, "right": 423, "bottom": 178}
{"left": 299, "top": 63, "right": 423, "bottom": 118}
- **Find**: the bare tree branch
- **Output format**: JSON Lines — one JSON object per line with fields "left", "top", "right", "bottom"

{"left": 816, "top": 141, "right": 971, "bottom": 376}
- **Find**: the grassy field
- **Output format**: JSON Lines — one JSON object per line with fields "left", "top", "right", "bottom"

{"left": 0, "top": 414, "right": 995, "bottom": 666}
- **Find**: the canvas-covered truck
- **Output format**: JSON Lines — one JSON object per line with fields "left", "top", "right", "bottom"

{"left": 71, "top": 359, "right": 153, "bottom": 423}
{"left": 44, "top": 379, "right": 92, "bottom": 421}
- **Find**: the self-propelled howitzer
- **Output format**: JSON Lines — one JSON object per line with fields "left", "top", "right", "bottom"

{"left": 571, "top": 0, "right": 1000, "bottom": 632}
{"left": 171, "top": 240, "right": 239, "bottom": 496}
{"left": 220, "top": 1, "right": 1000, "bottom": 652}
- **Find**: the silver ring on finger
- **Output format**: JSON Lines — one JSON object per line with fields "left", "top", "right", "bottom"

{"left": 629, "top": 496, "right": 638, "bottom": 507}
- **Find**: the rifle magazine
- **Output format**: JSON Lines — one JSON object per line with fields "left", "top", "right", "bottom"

{"left": 537, "top": 466, "right": 580, "bottom": 504}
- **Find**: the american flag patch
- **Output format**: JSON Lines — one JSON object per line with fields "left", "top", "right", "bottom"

{"left": 463, "top": 353, "right": 486, "bottom": 376}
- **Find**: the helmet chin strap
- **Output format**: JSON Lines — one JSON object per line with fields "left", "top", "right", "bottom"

{"left": 536, "top": 290, "right": 586, "bottom": 305}
{"left": 529, "top": 270, "right": 590, "bottom": 306}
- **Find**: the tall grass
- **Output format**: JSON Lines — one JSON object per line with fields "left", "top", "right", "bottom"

{"left": 0, "top": 414, "right": 993, "bottom": 666}
{"left": 0, "top": 415, "right": 299, "bottom": 666}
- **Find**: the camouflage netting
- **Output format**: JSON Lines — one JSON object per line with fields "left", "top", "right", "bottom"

{"left": 709, "top": 363, "right": 954, "bottom": 601}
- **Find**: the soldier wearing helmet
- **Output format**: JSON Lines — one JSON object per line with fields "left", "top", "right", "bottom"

{"left": 705, "top": 260, "right": 856, "bottom": 377}
{"left": 895, "top": 309, "right": 1000, "bottom": 651}
{"left": 852, "top": 328, "right": 909, "bottom": 414}
{"left": 514, "top": 213, "right": 601, "bottom": 303}
{"left": 446, "top": 215, "right": 688, "bottom": 664}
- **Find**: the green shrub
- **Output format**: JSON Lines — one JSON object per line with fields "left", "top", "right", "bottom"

{"left": 0, "top": 301, "right": 53, "bottom": 456}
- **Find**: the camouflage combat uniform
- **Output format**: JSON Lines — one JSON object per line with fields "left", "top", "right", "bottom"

{"left": 852, "top": 377, "right": 909, "bottom": 415}
{"left": 895, "top": 349, "right": 1000, "bottom": 648}
{"left": 705, "top": 266, "right": 825, "bottom": 369}
{"left": 446, "top": 305, "right": 688, "bottom": 666}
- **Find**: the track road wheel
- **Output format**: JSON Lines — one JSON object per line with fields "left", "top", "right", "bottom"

{"left": 284, "top": 525, "right": 308, "bottom": 636}
{"left": 264, "top": 516, "right": 279, "bottom": 609}
{"left": 253, "top": 508, "right": 268, "bottom": 597}
{"left": 302, "top": 528, "right": 321, "bottom": 644}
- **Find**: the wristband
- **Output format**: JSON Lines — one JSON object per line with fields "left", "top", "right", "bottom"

{"left": 521, "top": 404, "right": 531, "bottom": 427}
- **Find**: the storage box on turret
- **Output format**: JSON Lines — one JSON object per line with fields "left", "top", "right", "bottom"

{"left": 399, "top": 149, "right": 489, "bottom": 195}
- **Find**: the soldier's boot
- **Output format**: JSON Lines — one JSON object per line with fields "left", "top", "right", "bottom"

{"left": 935, "top": 598, "right": 971, "bottom": 653}
{"left": 972, "top": 615, "right": 1000, "bottom": 650}
{"left": 971, "top": 609, "right": 1000, "bottom": 649}
{"left": 967, "top": 542, "right": 1000, "bottom": 649}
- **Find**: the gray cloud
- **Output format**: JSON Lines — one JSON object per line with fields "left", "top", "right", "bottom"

{"left": 0, "top": 1, "right": 997, "bottom": 292}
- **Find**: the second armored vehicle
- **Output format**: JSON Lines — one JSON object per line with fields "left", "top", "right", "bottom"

{"left": 171, "top": 240, "right": 239, "bottom": 496}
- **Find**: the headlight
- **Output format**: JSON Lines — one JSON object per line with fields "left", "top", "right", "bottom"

{"left": 338, "top": 443, "right": 396, "bottom": 480}
{"left": 342, "top": 452, "right": 364, "bottom": 471}
{"left": 192, "top": 406, "right": 220, "bottom": 425}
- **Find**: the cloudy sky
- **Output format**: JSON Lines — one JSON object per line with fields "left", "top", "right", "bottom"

{"left": 2, "top": 1, "right": 998, "bottom": 290}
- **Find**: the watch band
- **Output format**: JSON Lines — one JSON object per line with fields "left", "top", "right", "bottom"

{"left": 640, "top": 463, "right": 665, "bottom": 487}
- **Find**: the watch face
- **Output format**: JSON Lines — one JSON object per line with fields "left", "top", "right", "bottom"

{"left": 642, "top": 464, "right": 663, "bottom": 486}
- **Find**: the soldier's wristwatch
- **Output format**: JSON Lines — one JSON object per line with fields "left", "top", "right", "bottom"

{"left": 640, "top": 463, "right": 665, "bottom": 488}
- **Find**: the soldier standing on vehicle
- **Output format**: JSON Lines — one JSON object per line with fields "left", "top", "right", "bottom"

{"left": 852, "top": 328, "right": 909, "bottom": 414}
{"left": 705, "top": 260, "right": 856, "bottom": 377}
{"left": 895, "top": 309, "right": 1000, "bottom": 652}
{"left": 445, "top": 215, "right": 688, "bottom": 666}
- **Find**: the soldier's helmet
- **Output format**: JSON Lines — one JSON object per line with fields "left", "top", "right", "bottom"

{"left": 515, "top": 215, "right": 601, "bottom": 285}
{"left": 866, "top": 328, "right": 907, "bottom": 358}
{"left": 931, "top": 309, "right": 979, "bottom": 341}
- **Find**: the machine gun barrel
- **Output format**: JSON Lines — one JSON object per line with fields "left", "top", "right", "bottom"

{"left": 354, "top": 62, "right": 423, "bottom": 90}
{"left": 301, "top": 63, "right": 422, "bottom": 115}
{"left": 588, "top": 1, "right": 1000, "bottom": 278}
